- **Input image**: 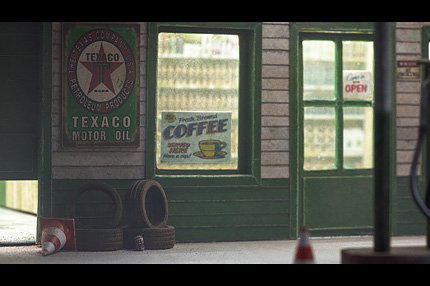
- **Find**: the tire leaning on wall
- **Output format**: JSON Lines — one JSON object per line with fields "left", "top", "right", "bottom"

{"left": 66, "top": 181, "right": 124, "bottom": 251}
{"left": 67, "top": 181, "right": 123, "bottom": 229}
{"left": 124, "top": 180, "right": 174, "bottom": 250}
{"left": 125, "top": 180, "right": 169, "bottom": 228}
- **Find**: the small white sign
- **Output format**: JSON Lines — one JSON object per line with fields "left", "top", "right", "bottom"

{"left": 343, "top": 71, "right": 373, "bottom": 100}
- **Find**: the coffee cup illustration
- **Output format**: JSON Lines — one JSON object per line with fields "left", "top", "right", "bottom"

{"left": 194, "top": 140, "right": 227, "bottom": 159}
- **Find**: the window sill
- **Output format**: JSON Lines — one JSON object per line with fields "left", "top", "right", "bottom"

{"left": 152, "top": 173, "right": 260, "bottom": 187}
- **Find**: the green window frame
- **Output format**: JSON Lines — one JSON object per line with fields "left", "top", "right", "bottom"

{"left": 146, "top": 22, "right": 262, "bottom": 185}
{"left": 299, "top": 31, "right": 375, "bottom": 174}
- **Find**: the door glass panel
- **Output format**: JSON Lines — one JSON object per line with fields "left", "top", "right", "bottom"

{"left": 304, "top": 107, "right": 336, "bottom": 170}
{"left": 343, "top": 106, "right": 374, "bottom": 169}
{"left": 302, "top": 38, "right": 374, "bottom": 172}
{"left": 156, "top": 33, "right": 240, "bottom": 170}
{"left": 303, "top": 41, "right": 335, "bottom": 101}
{"left": 342, "top": 41, "right": 374, "bottom": 100}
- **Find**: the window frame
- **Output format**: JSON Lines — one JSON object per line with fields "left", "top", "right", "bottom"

{"left": 299, "top": 31, "right": 375, "bottom": 175}
{"left": 146, "top": 22, "right": 262, "bottom": 186}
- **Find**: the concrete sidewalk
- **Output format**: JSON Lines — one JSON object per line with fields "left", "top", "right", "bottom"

{"left": 0, "top": 207, "right": 36, "bottom": 246}
{"left": 0, "top": 207, "right": 427, "bottom": 263}
{"left": 0, "top": 235, "right": 427, "bottom": 264}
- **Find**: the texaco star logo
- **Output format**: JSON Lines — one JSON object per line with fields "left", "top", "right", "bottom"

{"left": 66, "top": 29, "right": 136, "bottom": 114}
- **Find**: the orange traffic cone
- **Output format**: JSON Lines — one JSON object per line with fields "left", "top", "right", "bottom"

{"left": 294, "top": 226, "right": 315, "bottom": 264}
{"left": 40, "top": 218, "right": 76, "bottom": 256}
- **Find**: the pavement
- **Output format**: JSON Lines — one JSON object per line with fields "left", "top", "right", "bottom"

{"left": 0, "top": 207, "right": 428, "bottom": 264}
{"left": 0, "top": 206, "right": 36, "bottom": 246}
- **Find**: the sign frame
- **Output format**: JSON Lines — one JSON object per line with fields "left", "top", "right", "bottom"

{"left": 61, "top": 22, "right": 140, "bottom": 148}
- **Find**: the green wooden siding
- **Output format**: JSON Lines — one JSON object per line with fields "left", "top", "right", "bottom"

{"left": 49, "top": 176, "right": 427, "bottom": 241}
{"left": 395, "top": 177, "right": 427, "bottom": 235}
{"left": 303, "top": 176, "right": 374, "bottom": 236}
{"left": 51, "top": 179, "right": 289, "bottom": 242}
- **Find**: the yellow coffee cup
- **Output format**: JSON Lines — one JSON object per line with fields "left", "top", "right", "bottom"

{"left": 199, "top": 140, "right": 227, "bottom": 157}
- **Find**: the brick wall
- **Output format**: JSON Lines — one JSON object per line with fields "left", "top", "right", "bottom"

{"left": 395, "top": 22, "right": 430, "bottom": 176}
{"left": 261, "top": 22, "right": 290, "bottom": 179}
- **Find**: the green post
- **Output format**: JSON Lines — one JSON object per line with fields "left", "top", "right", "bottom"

{"left": 373, "top": 22, "right": 394, "bottom": 252}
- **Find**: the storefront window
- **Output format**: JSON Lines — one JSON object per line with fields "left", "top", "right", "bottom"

{"left": 156, "top": 33, "right": 240, "bottom": 170}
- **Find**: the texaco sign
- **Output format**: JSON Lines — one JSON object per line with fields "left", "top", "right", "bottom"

{"left": 62, "top": 23, "right": 140, "bottom": 147}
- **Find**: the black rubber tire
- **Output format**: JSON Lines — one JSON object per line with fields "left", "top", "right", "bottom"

{"left": 123, "top": 225, "right": 175, "bottom": 250}
{"left": 76, "top": 228, "right": 123, "bottom": 251}
{"left": 145, "top": 239, "right": 175, "bottom": 250}
{"left": 125, "top": 180, "right": 168, "bottom": 228}
{"left": 125, "top": 180, "right": 147, "bottom": 226}
{"left": 67, "top": 181, "right": 123, "bottom": 229}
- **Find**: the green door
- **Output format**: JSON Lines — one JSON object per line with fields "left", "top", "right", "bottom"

{"left": 298, "top": 33, "right": 375, "bottom": 236}
{"left": 0, "top": 23, "right": 42, "bottom": 180}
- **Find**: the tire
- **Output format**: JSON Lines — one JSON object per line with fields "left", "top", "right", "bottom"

{"left": 125, "top": 180, "right": 168, "bottom": 228}
{"left": 125, "top": 180, "right": 147, "bottom": 227}
{"left": 76, "top": 228, "right": 123, "bottom": 251}
{"left": 123, "top": 225, "right": 175, "bottom": 250}
{"left": 145, "top": 239, "right": 175, "bottom": 250}
{"left": 67, "top": 181, "right": 123, "bottom": 229}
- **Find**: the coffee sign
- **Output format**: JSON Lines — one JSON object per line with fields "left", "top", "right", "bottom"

{"left": 160, "top": 111, "right": 231, "bottom": 164}
{"left": 62, "top": 23, "right": 140, "bottom": 147}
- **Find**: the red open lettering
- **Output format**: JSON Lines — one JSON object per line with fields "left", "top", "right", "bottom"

{"left": 345, "top": 84, "right": 367, "bottom": 93}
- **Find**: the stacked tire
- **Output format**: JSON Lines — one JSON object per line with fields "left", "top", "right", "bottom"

{"left": 123, "top": 180, "right": 175, "bottom": 250}
{"left": 66, "top": 181, "right": 124, "bottom": 251}
{"left": 66, "top": 180, "right": 174, "bottom": 251}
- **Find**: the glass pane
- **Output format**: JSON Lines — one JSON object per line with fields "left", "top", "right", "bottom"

{"left": 304, "top": 107, "right": 336, "bottom": 170}
{"left": 303, "top": 40, "right": 335, "bottom": 100}
{"left": 156, "top": 33, "right": 239, "bottom": 170}
{"left": 343, "top": 41, "right": 374, "bottom": 100}
{"left": 343, "top": 107, "right": 374, "bottom": 169}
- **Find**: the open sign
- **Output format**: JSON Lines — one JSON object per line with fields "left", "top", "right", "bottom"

{"left": 343, "top": 71, "right": 372, "bottom": 100}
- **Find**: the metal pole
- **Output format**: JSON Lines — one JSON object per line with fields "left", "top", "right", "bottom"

{"left": 374, "top": 22, "right": 393, "bottom": 252}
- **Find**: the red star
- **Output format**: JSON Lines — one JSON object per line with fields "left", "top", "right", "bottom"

{"left": 80, "top": 43, "right": 123, "bottom": 94}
